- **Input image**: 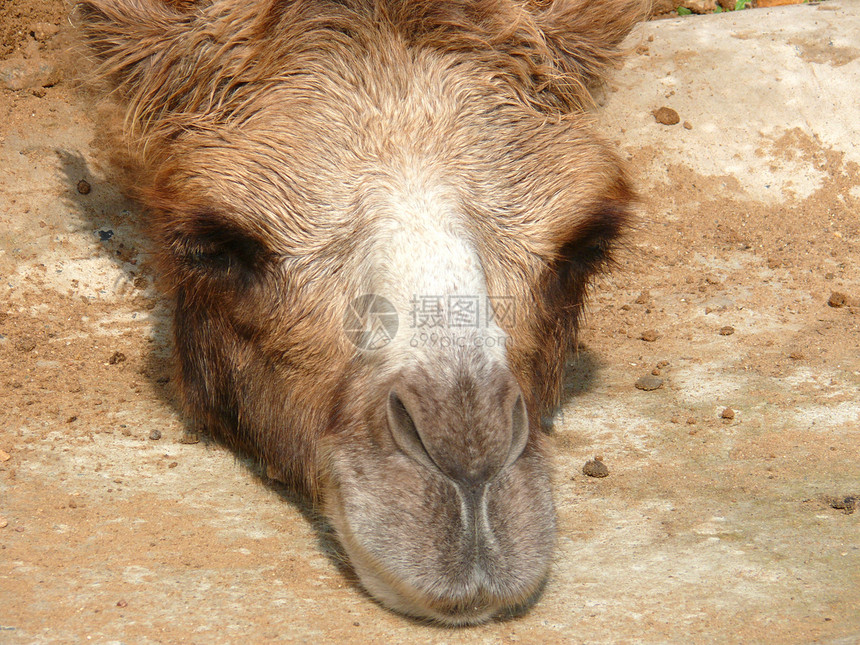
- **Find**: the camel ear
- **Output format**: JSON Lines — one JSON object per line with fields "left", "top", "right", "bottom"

{"left": 76, "top": 0, "right": 217, "bottom": 140}
{"left": 403, "top": 0, "right": 649, "bottom": 113}
{"left": 76, "top": 0, "right": 188, "bottom": 93}
{"left": 528, "top": 0, "right": 651, "bottom": 109}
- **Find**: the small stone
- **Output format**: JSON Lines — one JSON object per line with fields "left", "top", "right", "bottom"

{"left": 149, "top": 429, "right": 162, "bottom": 441}
{"left": 720, "top": 407, "right": 735, "bottom": 420}
{"left": 719, "top": 326, "right": 735, "bottom": 336}
{"left": 116, "top": 600, "right": 128, "bottom": 608}
{"left": 679, "top": 0, "right": 717, "bottom": 13}
{"left": 68, "top": 499, "right": 78, "bottom": 509}
{"left": 789, "top": 351, "right": 804, "bottom": 360}
{"left": 828, "top": 292, "right": 847, "bottom": 308}
{"left": 76, "top": 179, "right": 91, "bottom": 195}
{"left": 0, "top": 449, "right": 9, "bottom": 462}
{"left": 67, "top": 416, "right": 78, "bottom": 423}
{"left": 826, "top": 496, "right": 857, "bottom": 514}
{"left": 108, "top": 351, "right": 126, "bottom": 365}
{"left": 635, "top": 291, "right": 650, "bottom": 305}
{"left": 168, "top": 461, "right": 178, "bottom": 469}
{"left": 686, "top": 417, "right": 696, "bottom": 425}
{"left": 651, "top": 368, "right": 661, "bottom": 376}
{"left": 582, "top": 458, "right": 610, "bottom": 478}
{"left": 683, "top": 121, "right": 692, "bottom": 130}
{"left": 652, "top": 106, "right": 680, "bottom": 125}
{"left": 640, "top": 329, "right": 659, "bottom": 342}
{"left": 0, "top": 53, "right": 60, "bottom": 91}
{"left": 635, "top": 375, "right": 664, "bottom": 391}
{"left": 0, "top": 517, "right": 7, "bottom": 528}
{"left": 656, "top": 360, "right": 670, "bottom": 368}
{"left": 14, "top": 338, "right": 37, "bottom": 353}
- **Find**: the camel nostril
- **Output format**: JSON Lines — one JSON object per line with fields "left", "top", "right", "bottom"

{"left": 386, "top": 390, "right": 437, "bottom": 473}
{"left": 505, "top": 393, "right": 528, "bottom": 469}
{"left": 386, "top": 367, "right": 528, "bottom": 486}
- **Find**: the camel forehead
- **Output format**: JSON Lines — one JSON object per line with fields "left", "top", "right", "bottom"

{"left": 157, "top": 48, "right": 615, "bottom": 267}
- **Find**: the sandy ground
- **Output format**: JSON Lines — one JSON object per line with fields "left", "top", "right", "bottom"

{"left": 1, "top": 2, "right": 858, "bottom": 643}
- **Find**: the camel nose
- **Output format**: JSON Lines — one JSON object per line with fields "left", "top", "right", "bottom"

{"left": 386, "top": 364, "right": 528, "bottom": 486}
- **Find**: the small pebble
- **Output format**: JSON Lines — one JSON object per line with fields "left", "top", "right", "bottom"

{"left": 826, "top": 496, "right": 857, "bottom": 514}
{"left": 68, "top": 499, "right": 77, "bottom": 509}
{"left": 720, "top": 407, "right": 735, "bottom": 420}
{"left": 0, "top": 517, "right": 7, "bottom": 528}
{"left": 719, "top": 326, "right": 735, "bottom": 336}
{"left": 116, "top": 600, "right": 128, "bottom": 608}
{"left": 686, "top": 417, "right": 696, "bottom": 425}
{"left": 149, "top": 429, "right": 162, "bottom": 441}
{"left": 67, "top": 415, "right": 78, "bottom": 423}
{"left": 108, "top": 351, "right": 126, "bottom": 365}
{"left": 652, "top": 106, "right": 680, "bottom": 125}
{"left": 0, "top": 449, "right": 10, "bottom": 462}
{"left": 582, "top": 458, "right": 610, "bottom": 478}
{"left": 683, "top": 121, "right": 693, "bottom": 130}
{"left": 828, "top": 292, "right": 847, "bottom": 307}
{"left": 789, "top": 351, "right": 804, "bottom": 360}
{"left": 76, "top": 179, "right": 91, "bottom": 195}
{"left": 640, "top": 329, "right": 659, "bottom": 342}
{"left": 635, "top": 375, "right": 664, "bottom": 391}
{"left": 168, "top": 461, "right": 178, "bottom": 468}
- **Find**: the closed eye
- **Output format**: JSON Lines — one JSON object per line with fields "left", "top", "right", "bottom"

{"left": 169, "top": 212, "right": 272, "bottom": 284}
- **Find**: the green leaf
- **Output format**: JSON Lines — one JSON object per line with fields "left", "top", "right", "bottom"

{"left": 714, "top": 5, "right": 723, "bottom": 11}
{"left": 734, "top": 0, "right": 750, "bottom": 9}
{"left": 677, "top": 6, "right": 693, "bottom": 14}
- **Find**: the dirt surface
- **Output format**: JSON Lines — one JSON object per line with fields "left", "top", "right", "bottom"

{"left": 1, "top": 2, "right": 859, "bottom": 644}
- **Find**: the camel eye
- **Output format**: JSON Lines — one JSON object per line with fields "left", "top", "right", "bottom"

{"left": 554, "top": 234, "right": 611, "bottom": 288}
{"left": 554, "top": 201, "right": 628, "bottom": 288}
{"left": 172, "top": 214, "right": 269, "bottom": 283}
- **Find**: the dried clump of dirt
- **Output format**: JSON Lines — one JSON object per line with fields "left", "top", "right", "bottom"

{"left": 652, "top": 106, "right": 680, "bottom": 125}
{"left": 583, "top": 457, "right": 610, "bottom": 478}
{"left": 828, "top": 291, "right": 858, "bottom": 308}
{"left": 635, "top": 375, "right": 664, "bottom": 391}
{"left": 825, "top": 495, "right": 857, "bottom": 514}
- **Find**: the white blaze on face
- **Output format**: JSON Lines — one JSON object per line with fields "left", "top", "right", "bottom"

{"left": 369, "top": 162, "right": 509, "bottom": 366}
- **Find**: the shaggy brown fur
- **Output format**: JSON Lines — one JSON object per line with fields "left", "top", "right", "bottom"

{"left": 78, "top": 0, "right": 647, "bottom": 625}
